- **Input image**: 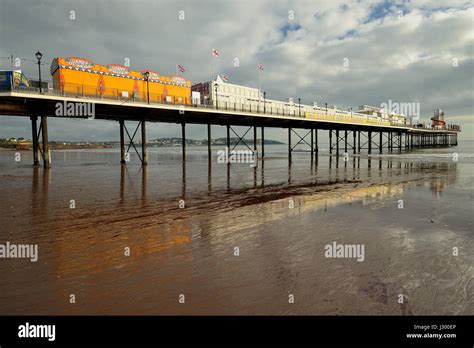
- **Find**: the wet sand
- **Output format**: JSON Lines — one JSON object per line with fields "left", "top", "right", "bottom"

{"left": 0, "top": 144, "right": 473, "bottom": 315}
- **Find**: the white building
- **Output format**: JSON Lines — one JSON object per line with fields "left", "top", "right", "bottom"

{"left": 356, "top": 105, "right": 407, "bottom": 125}
{"left": 191, "top": 77, "right": 407, "bottom": 125}
{"left": 191, "top": 76, "right": 315, "bottom": 115}
{"left": 192, "top": 75, "right": 261, "bottom": 109}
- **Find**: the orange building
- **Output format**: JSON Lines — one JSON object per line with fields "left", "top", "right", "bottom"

{"left": 50, "top": 57, "right": 192, "bottom": 104}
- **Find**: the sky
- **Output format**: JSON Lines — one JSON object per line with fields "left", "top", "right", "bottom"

{"left": 0, "top": 0, "right": 473, "bottom": 141}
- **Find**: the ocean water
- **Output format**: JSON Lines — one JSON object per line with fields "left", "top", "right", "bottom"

{"left": 0, "top": 141, "right": 473, "bottom": 315}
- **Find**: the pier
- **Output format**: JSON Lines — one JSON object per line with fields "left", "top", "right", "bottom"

{"left": 0, "top": 86, "right": 461, "bottom": 168}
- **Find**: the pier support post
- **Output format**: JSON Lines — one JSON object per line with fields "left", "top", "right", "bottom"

{"left": 180, "top": 122, "right": 185, "bottom": 163}
{"left": 207, "top": 124, "right": 212, "bottom": 162}
{"left": 368, "top": 131, "right": 372, "bottom": 154}
{"left": 353, "top": 130, "right": 356, "bottom": 154}
{"left": 357, "top": 131, "right": 361, "bottom": 153}
{"left": 119, "top": 120, "right": 126, "bottom": 164}
{"left": 288, "top": 127, "right": 292, "bottom": 164}
{"left": 141, "top": 120, "right": 148, "bottom": 165}
{"left": 310, "top": 128, "right": 314, "bottom": 162}
{"left": 41, "top": 116, "right": 51, "bottom": 168}
{"left": 329, "top": 130, "right": 333, "bottom": 154}
{"left": 344, "top": 130, "right": 348, "bottom": 153}
{"left": 398, "top": 132, "right": 402, "bottom": 151}
{"left": 315, "top": 128, "right": 319, "bottom": 156}
{"left": 336, "top": 130, "right": 340, "bottom": 156}
{"left": 379, "top": 131, "right": 383, "bottom": 154}
{"left": 226, "top": 124, "right": 230, "bottom": 152}
{"left": 261, "top": 127, "right": 265, "bottom": 158}
{"left": 30, "top": 116, "right": 39, "bottom": 166}
{"left": 253, "top": 126, "right": 257, "bottom": 153}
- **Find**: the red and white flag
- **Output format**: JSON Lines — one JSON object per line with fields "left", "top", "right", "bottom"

{"left": 258, "top": 62, "right": 264, "bottom": 70}
{"left": 221, "top": 74, "right": 229, "bottom": 82}
{"left": 177, "top": 64, "right": 185, "bottom": 73}
{"left": 212, "top": 48, "right": 220, "bottom": 57}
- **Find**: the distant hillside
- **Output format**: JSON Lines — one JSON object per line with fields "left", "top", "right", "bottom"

{"left": 149, "top": 137, "right": 284, "bottom": 146}
{"left": 0, "top": 137, "right": 284, "bottom": 149}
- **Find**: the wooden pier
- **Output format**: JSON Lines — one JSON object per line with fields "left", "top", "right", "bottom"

{"left": 0, "top": 89, "right": 460, "bottom": 168}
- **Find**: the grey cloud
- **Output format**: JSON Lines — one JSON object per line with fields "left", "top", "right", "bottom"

{"left": 0, "top": 0, "right": 472, "bottom": 141}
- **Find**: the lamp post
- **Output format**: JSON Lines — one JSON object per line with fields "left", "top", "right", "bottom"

{"left": 298, "top": 98, "right": 301, "bottom": 117}
{"left": 143, "top": 71, "right": 150, "bottom": 104}
{"left": 325, "top": 102, "right": 328, "bottom": 115}
{"left": 35, "top": 51, "right": 43, "bottom": 93}
{"left": 214, "top": 83, "right": 218, "bottom": 109}
{"left": 263, "top": 91, "right": 266, "bottom": 114}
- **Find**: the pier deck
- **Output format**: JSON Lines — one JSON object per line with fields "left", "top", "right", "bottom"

{"left": 0, "top": 89, "right": 461, "bottom": 168}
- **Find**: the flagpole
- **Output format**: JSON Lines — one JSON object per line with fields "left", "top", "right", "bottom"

{"left": 211, "top": 59, "right": 214, "bottom": 82}
{"left": 259, "top": 66, "right": 261, "bottom": 93}
{"left": 258, "top": 64, "right": 262, "bottom": 111}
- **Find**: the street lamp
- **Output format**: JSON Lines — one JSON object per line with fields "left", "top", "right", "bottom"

{"left": 214, "top": 83, "right": 218, "bottom": 109}
{"left": 143, "top": 71, "right": 150, "bottom": 104}
{"left": 325, "top": 102, "right": 328, "bottom": 115}
{"left": 35, "top": 51, "right": 43, "bottom": 93}
{"left": 298, "top": 98, "right": 301, "bottom": 117}
{"left": 263, "top": 91, "right": 266, "bottom": 114}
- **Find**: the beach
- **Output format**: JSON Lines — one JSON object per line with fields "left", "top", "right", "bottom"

{"left": 0, "top": 142, "right": 473, "bottom": 315}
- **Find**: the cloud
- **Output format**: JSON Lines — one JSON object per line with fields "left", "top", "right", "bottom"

{"left": 0, "top": 0, "right": 472, "bottom": 141}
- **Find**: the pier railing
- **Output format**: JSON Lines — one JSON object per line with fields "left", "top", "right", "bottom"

{"left": 1, "top": 83, "right": 461, "bottom": 132}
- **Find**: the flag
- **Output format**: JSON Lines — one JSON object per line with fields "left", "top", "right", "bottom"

{"left": 258, "top": 62, "right": 264, "bottom": 70}
{"left": 221, "top": 74, "right": 229, "bottom": 82}
{"left": 177, "top": 64, "right": 185, "bottom": 73}
{"left": 212, "top": 48, "right": 219, "bottom": 57}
